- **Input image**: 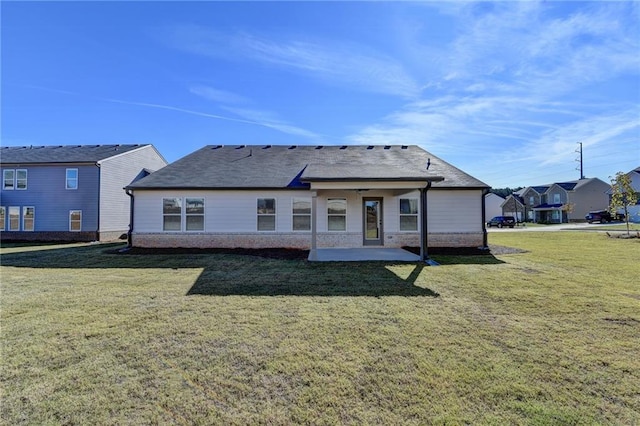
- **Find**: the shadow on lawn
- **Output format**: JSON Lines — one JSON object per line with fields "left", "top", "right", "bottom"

{"left": 0, "top": 243, "right": 442, "bottom": 297}
{"left": 186, "top": 262, "right": 440, "bottom": 297}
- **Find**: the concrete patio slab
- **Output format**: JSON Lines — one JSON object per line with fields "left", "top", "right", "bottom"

{"left": 309, "top": 248, "right": 420, "bottom": 262}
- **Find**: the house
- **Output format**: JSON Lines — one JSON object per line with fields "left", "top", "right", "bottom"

{"left": 126, "top": 145, "right": 489, "bottom": 260}
{"left": 0, "top": 144, "right": 167, "bottom": 241}
{"left": 484, "top": 193, "right": 505, "bottom": 222}
{"left": 607, "top": 166, "right": 640, "bottom": 223}
{"left": 501, "top": 178, "right": 610, "bottom": 223}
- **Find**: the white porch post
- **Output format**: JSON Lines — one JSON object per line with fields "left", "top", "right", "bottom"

{"left": 309, "top": 191, "right": 318, "bottom": 261}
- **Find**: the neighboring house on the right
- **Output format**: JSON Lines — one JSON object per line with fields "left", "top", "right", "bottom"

{"left": 502, "top": 178, "right": 610, "bottom": 223}
{"left": 606, "top": 166, "right": 640, "bottom": 223}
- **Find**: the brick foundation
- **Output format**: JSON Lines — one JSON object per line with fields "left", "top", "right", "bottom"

{"left": 132, "top": 231, "right": 484, "bottom": 249}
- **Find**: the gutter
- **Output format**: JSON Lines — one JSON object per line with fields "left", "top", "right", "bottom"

{"left": 420, "top": 181, "right": 439, "bottom": 265}
{"left": 481, "top": 188, "right": 489, "bottom": 249}
{"left": 125, "top": 188, "right": 134, "bottom": 248}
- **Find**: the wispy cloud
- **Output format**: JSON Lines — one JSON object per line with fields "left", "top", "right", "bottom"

{"left": 167, "top": 25, "right": 420, "bottom": 98}
{"left": 188, "top": 84, "right": 321, "bottom": 140}
{"left": 189, "top": 85, "right": 249, "bottom": 105}
{"left": 349, "top": 1, "right": 639, "bottom": 186}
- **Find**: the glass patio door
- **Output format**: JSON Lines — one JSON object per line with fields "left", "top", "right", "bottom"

{"left": 363, "top": 198, "right": 383, "bottom": 246}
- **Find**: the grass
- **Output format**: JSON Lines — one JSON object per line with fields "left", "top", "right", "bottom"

{"left": 1, "top": 233, "right": 639, "bottom": 424}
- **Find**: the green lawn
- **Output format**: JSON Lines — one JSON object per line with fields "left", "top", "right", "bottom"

{"left": 1, "top": 233, "right": 639, "bottom": 424}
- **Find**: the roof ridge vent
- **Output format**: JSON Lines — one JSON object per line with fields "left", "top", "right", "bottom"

{"left": 235, "top": 145, "right": 246, "bottom": 149}
{"left": 339, "top": 146, "right": 347, "bottom": 150}
{"left": 384, "top": 145, "right": 391, "bottom": 150}
{"left": 263, "top": 145, "right": 272, "bottom": 149}
{"left": 367, "top": 146, "right": 374, "bottom": 150}
{"left": 401, "top": 145, "right": 408, "bottom": 149}
{"left": 212, "top": 145, "right": 223, "bottom": 149}
{"left": 315, "top": 146, "right": 323, "bottom": 150}
{"left": 288, "top": 145, "right": 297, "bottom": 149}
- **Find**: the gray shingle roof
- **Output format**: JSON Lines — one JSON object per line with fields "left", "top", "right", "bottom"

{"left": 0, "top": 144, "right": 149, "bottom": 164}
{"left": 128, "top": 145, "right": 488, "bottom": 190}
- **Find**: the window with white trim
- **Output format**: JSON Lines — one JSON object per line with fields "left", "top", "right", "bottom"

{"left": 257, "top": 198, "right": 276, "bottom": 231}
{"left": 185, "top": 198, "right": 205, "bottom": 231}
{"left": 0, "top": 207, "right": 5, "bottom": 231}
{"left": 16, "top": 169, "right": 27, "bottom": 190}
{"left": 327, "top": 198, "right": 346, "bottom": 231}
{"left": 22, "top": 207, "right": 35, "bottom": 231}
{"left": 553, "top": 193, "right": 561, "bottom": 204}
{"left": 70, "top": 210, "right": 82, "bottom": 231}
{"left": 529, "top": 196, "right": 534, "bottom": 206}
{"left": 3, "top": 170, "right": 15, "bottom": 190}
{"left": 292, "top": 197, "right": 311, "bottom": 231}
{"left": 399, "top": 198, "right": 419, "bottom": 231}
{"left": 8, "top": 206, "right": 20, "bottom": 231}
{"left": 66, "top": 168, "right": 78, "bottom": 190}
{"left": 163, "top": 198, "right": 182, "bottom": 231}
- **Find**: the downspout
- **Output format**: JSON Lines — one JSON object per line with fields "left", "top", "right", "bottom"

{"left": 95, "top": 162, "right": 101, "bottom": 241}
{"left": 125, "top": 189, "right": 134, "bottom": 248}
{"left": 420, "top": 182, "right": 436, "bottom": 264}
{"left": 481, "top": 188, "right": 489, "bottom": 249}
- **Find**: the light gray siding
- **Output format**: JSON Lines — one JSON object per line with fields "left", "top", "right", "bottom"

{"left": 131, "top": 188, "right": 484, "bottom": 248}
{"left": 428, "top": 189, "right": 483, "bottom": 233}
{"left": 99, "top": 145, "right": 166, "bottom": 235}
{"left": 568, "top": 179, "right": 610, "bottom": 220}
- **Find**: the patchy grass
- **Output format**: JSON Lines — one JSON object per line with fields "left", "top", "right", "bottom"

{"left": 1, "top": 233, "right": 639, "bottom": 424}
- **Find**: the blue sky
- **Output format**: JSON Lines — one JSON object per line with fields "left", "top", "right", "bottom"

{"left": 2, "top": 1, "right": 638, "bottom": 188}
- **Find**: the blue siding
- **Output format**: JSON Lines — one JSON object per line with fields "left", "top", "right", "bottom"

{"left": 0, "top": 165, "right": 99, "bottom": 232}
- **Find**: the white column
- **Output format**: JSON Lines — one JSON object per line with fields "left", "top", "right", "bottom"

{"left": 309, "top": 191, "right": 318, "bottom": 260}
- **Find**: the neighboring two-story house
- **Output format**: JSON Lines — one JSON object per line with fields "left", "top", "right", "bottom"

{"left": 501, "top": 178, "right": 610, "bottom": 223}
{"left": 0, "top": 144, "right": 167, "bottom": 241}
{"left": 607, "top": 166, "right": 640, "bottom": 223}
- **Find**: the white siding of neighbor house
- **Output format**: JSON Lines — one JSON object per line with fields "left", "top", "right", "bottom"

{"left": 99, "top": 146, "right": 167, "bottom": 235}
{"left": 428, "top": 189, "right": 483, "bottom": 233}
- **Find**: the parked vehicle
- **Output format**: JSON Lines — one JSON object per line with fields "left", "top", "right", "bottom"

{"left": 585, "top": 210, "right": 611, "bottom": 223}
{"left": 487, "top": 216, "right": 516, "bottom": 228}
{"left": 585, "top": 210, "right": 624, "bottom": 223}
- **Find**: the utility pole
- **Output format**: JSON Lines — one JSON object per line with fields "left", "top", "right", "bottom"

{"left": 575, "top": 142, "right": 585, "bottom": 180}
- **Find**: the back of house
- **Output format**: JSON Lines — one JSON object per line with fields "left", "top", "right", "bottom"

{"left": 126, "top": 144, "right": 489, "bottom": 253}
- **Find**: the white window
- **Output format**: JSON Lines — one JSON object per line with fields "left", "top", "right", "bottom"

{"left": 553, "top": 193, "right": 561, "bottom": 204}
{"left": 292, "top": 197, "right": 311, "bottom": 231}
{"left": 327, "top": 198, "right": 347, "bottom": 231}
{"left": 8, "top": 206, "right": 20, "bottom": 231}
{"left": 22, "top": 207, "right": 35, "bottom": 231}
{"left": 3, "top": 170, "right": 15, "bottom": 190}
{"left": 185, "top": 198, "right": 205, "bottom": 231}
{"left": 0, "top": 207, "right": 5, "bottom": 231}
{"left": 257, "top": 198, "right": 276, "bottom": 231}
{"left": 66, "top": 168, "right": 78, "bottom": 190}
{"left": 399, "top": 198, "right": 419, "bottom": 231}
{"left": 16, "top": 169, "right": 27, "bottom": 190}
{"left": 163, "top": 198, "right": 182, "bottom": 231}
{"left": 552, "top": 210, "right": 561, "bottom": 221}
{"left": 70, "top": 210, "right": 82, "bottom": 231}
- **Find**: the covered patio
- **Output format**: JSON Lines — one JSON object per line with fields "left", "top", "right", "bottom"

{"left": 310, "top": 247, "right": 421, "bottom": 262}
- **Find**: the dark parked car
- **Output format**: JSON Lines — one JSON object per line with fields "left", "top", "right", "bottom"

{"left": 585, "top": 210, "right": 623, "bottom": 223}
{"left": 487, "top": 216, "right": 516, "bottom": 228}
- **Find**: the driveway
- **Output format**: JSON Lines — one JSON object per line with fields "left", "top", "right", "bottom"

{"left": 486, "top": 222, "right": 625, "bottom": 232}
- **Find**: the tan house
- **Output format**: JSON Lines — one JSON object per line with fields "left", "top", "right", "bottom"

{"left": 502, "top": 178, "right": 610, "bottom": 223}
